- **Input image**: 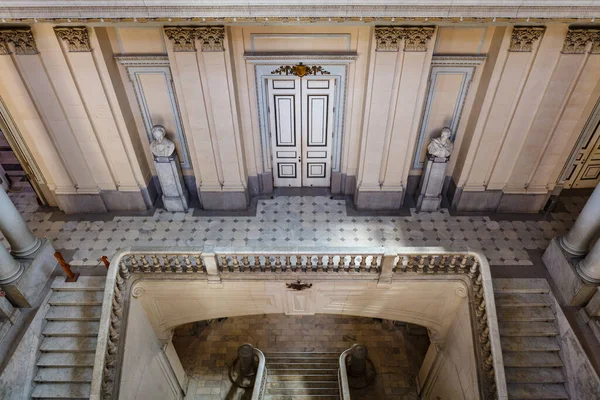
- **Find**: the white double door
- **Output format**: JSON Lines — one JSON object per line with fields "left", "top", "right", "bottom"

{"left": 268, "top": 77, "right": 335, "bottom": 187}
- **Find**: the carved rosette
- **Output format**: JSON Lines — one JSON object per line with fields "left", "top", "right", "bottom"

{"left": 0, "top": 27, "right": 38, "bottom": 55}
{"left": 562, "top": 28, "right": 600, "bottom": 54}
{"left": 509, "top": 26, "right": 546, "bottom": 52}
{"left": 54, "top": 26, "right": 91, "bottom": 52}
{"left": 374, "top": 26, "right": 435, "bottom": 52}
{"left": 164, "top": 26, "right": 225, "bottom": 52}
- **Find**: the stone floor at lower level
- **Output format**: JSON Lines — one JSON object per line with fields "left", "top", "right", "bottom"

{"left": 0, "top": 191, "right": 589, "bottom": 268}
{"left": 172, "top": 314, "right": 429, "bottom": 400}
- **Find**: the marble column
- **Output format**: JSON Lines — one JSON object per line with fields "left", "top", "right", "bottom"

{"left": 577, "top": 238, "right": 600, "bottom": 283}
{"left": 0, "top": 243, "right": 24, "bottom": 284}
{"left": 559, "top": 183, "right": 600, "bottom": 256}
{"left": 0, "top": 185, "right": 41, "bottom": 257}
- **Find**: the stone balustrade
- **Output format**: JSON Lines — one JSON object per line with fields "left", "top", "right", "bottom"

{"left": 91, "top": 246, "right": 506, "bottom": 400}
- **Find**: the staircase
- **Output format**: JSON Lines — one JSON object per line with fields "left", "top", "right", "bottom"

{"left": 264, "top": 352, "right": 341, "bottom": 399}
{"left": 493, "top": 278, "right": 569, "bottom": 400}
{"left": 30, "top": 276, "right": 106, "bottom": 399}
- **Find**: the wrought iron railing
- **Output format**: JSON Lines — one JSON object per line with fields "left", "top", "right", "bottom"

{"left": 90, "top": 246, "right": 506, "bottom": 400}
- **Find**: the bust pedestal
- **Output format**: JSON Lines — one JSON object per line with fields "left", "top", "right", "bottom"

{"left": 154, "top": 154, "right": 190, "bottom": 212}
{"left": 416, "top": 155, "right": 448, "bottom": 212}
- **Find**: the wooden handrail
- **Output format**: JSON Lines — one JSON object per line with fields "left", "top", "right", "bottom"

{"left": 54, "top": 251, "right": 79, "bottom": 282}
{"left": 101, "top": 256, "right": 110, "bottom": 269}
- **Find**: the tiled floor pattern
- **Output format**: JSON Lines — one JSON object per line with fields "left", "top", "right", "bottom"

{"left": 0, "top": 192, "right": 588, "bottom": 267}
{"left": 172, "top": 314, "right": 428, "bottom": 400}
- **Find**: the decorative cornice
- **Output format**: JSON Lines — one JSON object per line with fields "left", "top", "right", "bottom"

{"left": 509, "top": 26, "right": 546, "bottom": 52}
{"left": 431, "top": 55, "right": 487, "bottom": 67}
{"left": 243, "top": 53, "right": 358, "bottom": 64}
{"left": 114, "top": 54, "right": 170, "bottom": 67}
{"left": 53, "top": 26, "right": 91, "bottom": 52}
{"left": 562, "top": 28, "right": 600, "bottom": 54}
{"left": 374, "top": 26, "right": 435, "bottom": 52}
{"left": 163, "top": 26, "right": 224, "bottom": 52}
{"left": 0, "top": 27, "right": 37, "bottom": 55}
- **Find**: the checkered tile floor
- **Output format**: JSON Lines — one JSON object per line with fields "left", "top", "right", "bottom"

{"left": 1, "top": 192, "right": 588, "bottom": 267}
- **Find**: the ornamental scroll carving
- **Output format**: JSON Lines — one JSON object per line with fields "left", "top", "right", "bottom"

{"left": 271, "top": 62, "right": 330, "bottom": 78}
{"left": 562, "top": 28, "right": 600, "bottom": 54}
{"left": 509, "top": 26, "right": 546, "bottom": 52}
{"left": 54, "top": 26, "right": 91, "bottom": 52}
{"left": 164, "top": 26, "right": 225, "bottom": 52}
{"left": 0, "top": 27, "right": 38, "bottom": 55}
{"left": 374, "top": 26, "right": 435, "bottom": 52}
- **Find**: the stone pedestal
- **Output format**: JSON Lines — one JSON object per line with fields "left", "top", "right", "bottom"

{"left": 416, "top": 155, "right": 448, "bottom": 212}
{"left": 543, "top": 238, "right": 597, "bottom": 306}
{"left": 2, "top": 240, "right": 57, "bottom": 308}
{"left": 154, "top": 155, "right": 189, "bottom": 212}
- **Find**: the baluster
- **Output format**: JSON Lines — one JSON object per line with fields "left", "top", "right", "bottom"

{"left": 140, "top": 255, "right": 150, "bottom": 273}
{"left": 338, "top": 255, "right": 344, "bottom": 272}
{"left": 416, "top": 256, "right": 425, "bottom": 274}
{"left": 458, "top": 256, "right": 468, "bottom": 274}
{"left": 370, "top": 255, "right": 378, "bottom": 273}
{"left": 349, "top": 256, "right": 356, "bottom": 272}
{"left": 242, "top": 255, "right": 250, "bottom": 272}
{"left": 327, "top": 255, "right": 334, "bottom": 273}
{"left": 427, "top": 255, "right": 437, "bottom": 273}
{"left": 265, "top": 255, "right": 272, "bottom": 272}
{"left": 316, "top": 256, "right": 323, "bottom": 273}
{"left": 477, "top": 299, "right": 486, "bottom": 318}
{"left": 478, "top": 311, "right": 487, "bottom": 327}
{"left": 295, "top": 255, "right": 302, "bottom": 272}
{"left": 161, "top": 255, "right": 169, "bottom": 273}
{"left": 130, "top": 256, "right": 139, "bottom": 273}
{"left": 275, "top": 256, "right": 282, "bottom": 273}
{"left": 468, "top": 260, "right": 479, "bottom": 280}
{"left": 440, "top": 254, "right": 448, "bottom": 273}
{"left": 174, "top": 255, "right": 183, "bottom": 273}
{"left": 194, "top": 255, "right": 204, "bottom": 273}
{"left": 183, "top": 255, "right": 193, "bottom": 273}
{"left": 254, "top": 255, "right": 261, "bottom": 272}
{"left": 150, "top": 255, "right": 159, "bottom": 273}
{"left": 448, "top": 255, "right": 457, "bottom": 274}
{"left": 306, "top": 255, "right": 312, "bottom": 272}
{"left": 285, "top": 256, "right": 291, "bottom": 272}
{"left": 359, "top": 255, "right": 366, "bottom": 273}
{"left": 473, "top": 273, "right": 482, "bottom": 292}
{"left": 400, "top": 256, "right": 409, "bottom": 273}
{"left": 119, "top": 261, "right": 130, "bottom": 280}
{"left": 232, "top": 255, "right": 240, "bottom": 272}
{"left": 220, "top": 255, "right": 228, "bottom": 272}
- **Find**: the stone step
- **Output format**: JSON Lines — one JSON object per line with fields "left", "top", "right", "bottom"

{"left": 499, "top": 321, "right": 558, "bottom": 337}
{"left": 505, "top": 367, "right": 566, "bottom": 384}
{"left": 493, "top": 279, "right": 551, "bottom": 294}
{"left": 31, "top": 383, "right": 90, "bottom": 399}
{"left": 37, "top": 352, "right": 95, "bottom": 367}
{"left": 48, "top": 291, "right": 104, "bottom": 306}
{"left": 265, "top": 396, "right": 340, "bottom": 400}
{"left": 51, "top": 276, "right": 106, "bottom": 291}
{"left": 503, "top": 352, "right": 564, "bottom": 368}
{"left": 45, "top": 306, "right": 102, "bottom": 321}
{"left": 496, "top": 306, "right": 555, "bottom": 322}
{"left": 267, "top": 381, "right": 339, "bottom": 389}
{"left": 500, "top": 336, "right": 561, "bottom": 352}
{"left": 506, "top": 383, "right": 569, "bottom": 399}
{"left": 34, "top": 367, "right": 93, "bottom": 383}
{"left": 266, "top": 388, "right": 340, "bottom": 396}
{"left": 268, "top": 375, "right": 339, "bottom": 382}
{"left": 268, "top": 368, "right": 339, "bottom": 376}
{"left": 40, "top": 337, "right": 98, "bottom": 353}
{"left": 42, "top": 321, "right": 100, "bottom": 337}
{"left": 494, "top": 293, "right": 552, "bottom": 307}
{"left": 267, "top": 362, "right": 339, "bottom": 369}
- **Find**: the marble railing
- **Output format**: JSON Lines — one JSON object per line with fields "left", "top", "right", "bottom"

{"left": 338, "top": 347, "right": 352, "bottom": 400}
{"left": 90, "top": 246, "right": 506, "bottom": 400}
{"left": 251, "top": 347, "right": 267, "bottom": 400}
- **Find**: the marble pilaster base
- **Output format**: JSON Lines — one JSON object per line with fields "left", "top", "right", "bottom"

{"left": 2, "top": 240, "right": 57, "bottom": 308}
{"left": 200, "top": 189, "right": 249, "bottom": 211}
{"left": 155, "top": 155, "right": 190, "bottom": 212}
{"left": 543, "top": 238, "right": 597, "bottom": 306}
{"left": 355, "top": 189, "right": 403, "bottom": 210}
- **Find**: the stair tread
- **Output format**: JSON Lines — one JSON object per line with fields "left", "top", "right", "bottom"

{"left": 500, "top": 336, "right": 561, "bottom": 352}
{"left": 503, "top": 352, "right": 563, "bottom": 368}
{"left": 505, "top": 367, "right": 566, "bottom": 384}
{"left": 49, "top": 291, "right": 103, "bottom": 306}
{"left": 51, "top": 276, "right": 106, "bottom": 291}
{"left": 267, "top": 382, "right": 339, "bottom": 389}
{"left": 40, "top": 337, "right": 98, "bottom": 353}
{"left": 34, "top": 367, "right": 93, "bottom": 383}
{"left": 45, "top": 306, "right": 102, "bottom": 321}
{"left": 37, "top": 353, "right": 95, "bottom": 367}
{"left": 494, "top": 293, "right": 552, "bottom": 307}
{"left": 265, "top": 396, "right": 340, "bottom": 400}
{"left": 497, "top": 307, "right": 555, "bottom": 322}
{"left": 42, "top": 321, "right": 100, "bottom": 337}
{"left": 31, "top": 383, "right": 90, "bottom": 399}
{"left": 268, "top": 375, "right": 339, "bottom": 382}
{"left": 499, "top": 321, "right": 558, "bottom": 336}
{"left": 493, "top": 279, "right": 550, "bottom": 294}
{"left": 506, "top": 383, "right": 569, "bottom": 399}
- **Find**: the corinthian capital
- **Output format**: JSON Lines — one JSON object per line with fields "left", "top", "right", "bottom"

{"left": 164, "top": 26, "right": 225, "bottom": 52}
{"left": 374, "top": 26, "right": 435, "bottom": 52}
{"left": 562, "top": 28, "right": 600, "bottom": 54}
{"left": 509, "top": 26, "right": 546, "bottom": 52}
{"left": 54, "top": 26, "right": 91, "bottom": 52}
{"left": 0, "top": 27, "right": 38, "bottom": 55}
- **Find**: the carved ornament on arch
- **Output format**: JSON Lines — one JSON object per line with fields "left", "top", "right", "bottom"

{"left": 53, "top": 26, "right": 91, "bottom": 52}
{"left": 562, "top": 27, "right": 600, "bottom": 54}
{"left": 0, "top": 27, "right": 38, "bottom": 55}
{"left": 509, "top": 26, "right": 546, "bottom": 52}
{"left": 374, "top": 26, "right": 435, "bottom": 52}
{"left": 163, "top": 26, "right": 225, "bottom": 52}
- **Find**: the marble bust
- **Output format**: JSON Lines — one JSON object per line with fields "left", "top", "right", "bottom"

{"left": 427, "top": 127, "right": 454, "bottom": 159}
{"left": 150, "top": 125, "right": 176, "bottom": 158}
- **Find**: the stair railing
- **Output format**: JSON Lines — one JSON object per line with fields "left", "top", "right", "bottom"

{"left": 251, "top": 347, "right": 267, "bottom": 400}
{"left": 338, "top": 347, "right": 352, "bottom": 400}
